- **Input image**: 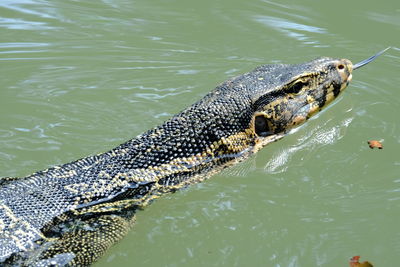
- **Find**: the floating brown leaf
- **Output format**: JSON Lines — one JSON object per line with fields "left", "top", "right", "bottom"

{"left": 367, "top": 140, "right": 383, "bottom": 149}
{"left": 349, "top": 255, "right": 374, "bottom": 267}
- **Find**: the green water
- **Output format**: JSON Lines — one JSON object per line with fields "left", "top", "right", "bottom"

{"left": 1, "top": 0, "right": 399, "bottom": 266}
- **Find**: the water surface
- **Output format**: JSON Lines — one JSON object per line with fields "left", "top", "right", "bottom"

{"left": 0, "top": 0, "right": 399, "bottom": 266}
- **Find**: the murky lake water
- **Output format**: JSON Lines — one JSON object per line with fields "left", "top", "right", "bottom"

{"left": 1, "top": 0, "right": 399, "bottom": 266}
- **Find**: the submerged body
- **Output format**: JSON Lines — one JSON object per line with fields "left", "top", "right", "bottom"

{"left": 0, "top": 57, "right": 353, "bottom": 266}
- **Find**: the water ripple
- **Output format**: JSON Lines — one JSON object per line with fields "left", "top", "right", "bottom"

{"left": 0, "top": 0, "right": 56, "bottom": 19}
{"left": 264, "top": 116, "right": 353, "bottom": 174}
{"left": 0, "top": 42, "right": 50, "bottom": 48}
{"left": 254, "top": 15, "right": 328, "bottom": 45}
{"left": 0, "top": 17, "right": 55, "bottom": 30}
{"left": 367, "top": 12, "right": 400, "bottom": 27}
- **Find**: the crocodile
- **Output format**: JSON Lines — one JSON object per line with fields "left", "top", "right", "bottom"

{"left": 0, "top": 49, "right": 388, "bottom": 266}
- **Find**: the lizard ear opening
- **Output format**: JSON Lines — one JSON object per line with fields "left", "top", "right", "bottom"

{"left": 254, "top": 115, "right": 271, "bottom": 137}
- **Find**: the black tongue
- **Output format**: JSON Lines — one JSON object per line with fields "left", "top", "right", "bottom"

{"left": 353, "top": 47, "right": 391, "bottom": 70}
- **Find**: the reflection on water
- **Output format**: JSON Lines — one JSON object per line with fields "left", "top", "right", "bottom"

{"left": 255, "top": 15, "right": 328, "bottom": 45}
{"left": 0, "top": 17, "right": 54, "bottom": 30}
{"left": 0, "top": 0, "right": 56, "bottom": 19}
{"left": 264, "top": 116, "right": 353, "bottom": 174}
{"left": 0, "top": 0, "right": 399, "bottom": 266}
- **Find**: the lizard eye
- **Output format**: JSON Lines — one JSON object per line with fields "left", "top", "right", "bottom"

{"left": 287, "top": 81, "right": 309, "bottom": 94}
{"left": 254, "top": 115, "right": 271, "bottom": 137}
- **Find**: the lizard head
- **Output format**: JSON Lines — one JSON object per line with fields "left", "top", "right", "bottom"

{"left": 250, "top": 57, "right": 353, "bottom": 139}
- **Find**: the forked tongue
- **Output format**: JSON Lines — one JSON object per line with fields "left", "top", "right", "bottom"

{"left": 353, "top": 47, "right": 391, "bottom": 70}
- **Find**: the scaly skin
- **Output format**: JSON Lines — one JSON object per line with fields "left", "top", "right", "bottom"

{"left": 0, "top": 57, "right": 353, "bottom": 266}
